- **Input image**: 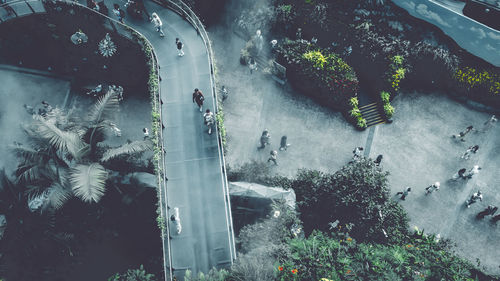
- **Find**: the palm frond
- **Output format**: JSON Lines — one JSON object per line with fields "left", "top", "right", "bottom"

{"left": 33, "top": 115, "right": 84, "bottom": 158}
{"left": 45, "top": 182, "right": 73, "bottom": 210}
{"left": 16, "top": 163, "right": 44, "bottom": 184}
{"left": 70, "top": 163, "right": 108, "bottom": 203}
{"left": 87, "top": 90, "right": 120, "bottom": 124}
{"left": 100, "top": 140, "right": 153, "bottom": 162}
{"left": 10, "top": 145, "right": 48, "bottom": 163}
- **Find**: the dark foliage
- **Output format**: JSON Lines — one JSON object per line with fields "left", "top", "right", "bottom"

{"left": 291, "top": 159, "right": 409, "bottom": 244}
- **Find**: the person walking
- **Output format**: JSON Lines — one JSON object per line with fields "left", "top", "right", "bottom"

{"left": 203, "top": 109, "right": 215, "bottom": 135}
{"left": 248, "top": 58, "right": 257, "bottom": 74}
{"left": 352, "top": 147, "right": 364, "bottom": 161}
{"left": 192, "top": 88, "right": 204, "bottom": 112}
{"left": 481, "top": 115, "right": 497, "bottom": 132}
{"left": 452, "top": 125, "right": 474, "bottom": 142}
{"left": 279, "top": 136, "right": 291, "bottom": 151}
{"left": 425, "top": 182, "right": 440, "bottom": 195}
{"left": 258, "top": 130, "right": 270, "bottom": 149}
{"left": 268, "top": 150, "right": 278, "bottom": 165}
{"left": 113, "top": 3, "right": 125, "bottom": 23}
{"left": 396, "top": 187, "right": 411, "bottom": 200}
{"left": 466, "top": 190, "right": 483, "bottom": 208}
{"left": 176, "top": 38, "right": 184, "bottom": 56}
{"left": 452, "top": 168, "right": 467, "bottom": 180}
{"left": 476, "top": 205, "right": 498, "bottom": 219}
{"left": 374, "top": 155, "right": 383, "bottom": 166}
{"left": 143, "top": 128, "right": 149, "bottom": 139}
{"left": 151, "top": 12, "right": 165, "bottom": 37}
{"left": 464, "top": 165, "right": 481, "bottom": 179}
{"left": 461, "top": 145, "right": 479, "bottom": 160}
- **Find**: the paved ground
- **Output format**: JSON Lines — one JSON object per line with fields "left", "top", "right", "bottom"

{"left": 120, "top": 2, "right": 235, "bottom": 279}
{"left": 210, "top": 24, "right": 500, "bottom": 275}
{"left": 0, "top": 67, "right": 71, "bottom": 175}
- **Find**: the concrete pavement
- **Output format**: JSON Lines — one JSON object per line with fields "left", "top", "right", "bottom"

{"left": 123, "top": 2, "right": 235, "bottom": 279}
{"left": 210, "top": 24, "right": 500, "bottom": 274}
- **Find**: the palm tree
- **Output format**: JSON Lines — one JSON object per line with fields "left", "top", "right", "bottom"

{"left": 12, "top": 86, "right": 153, "bottom": 211}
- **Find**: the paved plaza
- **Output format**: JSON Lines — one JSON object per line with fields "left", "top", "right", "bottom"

{"left": 209, "top": 26, "right": 500, "bottom": 274}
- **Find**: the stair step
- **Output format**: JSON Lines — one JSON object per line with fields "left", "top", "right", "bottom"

{"left": 360, "top": 108, "right": 379, "bottom": 115}
{"left": 367, "top": 120, "right": 386, "bottom": 127}
{"left": 366, "top": 116, "right": 384, "bottom": 122}
{"left": 359, "top": 102, "right": 378, "bottom": 109}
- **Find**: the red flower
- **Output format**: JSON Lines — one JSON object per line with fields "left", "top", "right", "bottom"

{"left": 278, "top": 266, "right": 283, "bottom": 271}
{"left": 291, "top": 269, "right": 298, "bottom": 274}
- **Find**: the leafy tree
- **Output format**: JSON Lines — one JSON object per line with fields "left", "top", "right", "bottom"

{"left": 291, "top": 159, "right": 409, "bottom": 244}
{"left": 12, "top": 87, "right": 153, "bottom": 211}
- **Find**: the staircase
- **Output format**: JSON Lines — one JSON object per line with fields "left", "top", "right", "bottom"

{"left": 359, "top": 102, "right": 385, "bottom": 127}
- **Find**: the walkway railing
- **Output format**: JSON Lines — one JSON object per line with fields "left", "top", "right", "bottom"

{"left": 152, "top": 0, "right": 237, "bottom": 264}
{"left": 0, "top": 1, "right": 173, "bottom": 280}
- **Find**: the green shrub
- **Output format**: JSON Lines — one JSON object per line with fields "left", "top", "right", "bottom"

{"left": 349, "top": 97, "right": 359, "bottom": 107}
{"left": 357, "top": 117, "right": 367, "bottom": 129}
{"left": 386, "top": 55, "right": 407, "bottom": 93}
{"left": 383, "top": 103, "right": 394, "bottom": 119}
{"left": 290, "top": 160, "right": 409, "bottom": 243}
{"left": 109, "top": 265, "right": 156, "bottom": 281}
{"left": 380, "top": 91, "right": 390, "bottom": 103}
{"left": 454, "top": 67, "right": 500, "bottom": 96}
{"left": 277, "top": 40, "right": 359, "bottom": 109}
{"left": 349, "top": 108, "right": 361, "bottom": 118}
{"left": 278, "top": 230, "right": 488, "bottom": 281}
{"left": 303, "top": 50, "right": 327, "bottom": 69}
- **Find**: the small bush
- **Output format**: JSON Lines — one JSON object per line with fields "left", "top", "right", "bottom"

{"left": 383, "top": 103, "right": 394, "bottom": 119}
{"left": 357, "top": 117, "right": 367, "bottom": 129}
{"left": 454, "top": 67, "right": 500, "bottom": 96}
{"left": 349, "top": 97, "right": 359, "bottom": 107}
{"left": 380, "top": 91, "right": 390, "bottom": 103}
{"left": 277, "top": 39, "right": 359, "bottom": 110}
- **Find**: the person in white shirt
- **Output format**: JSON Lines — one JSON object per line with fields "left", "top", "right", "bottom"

{"left": 151, "top": 12, "right": 164, "bottom": 37}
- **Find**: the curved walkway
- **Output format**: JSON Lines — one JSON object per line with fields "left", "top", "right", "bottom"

{"left": 106, "top": 1, "right": 236, "bottom": 279}
{"left": 0, "top": 1, "right": 236, "bottom": 280}
{"left": 118, "top": 1, "right": 236, "bottom": 279}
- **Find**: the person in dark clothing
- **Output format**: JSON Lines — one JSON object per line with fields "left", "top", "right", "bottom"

{"left": 396, "top": 187, "right": 411, "bottom": 200}
{"left": 258, "top": 130, "right": 270, "bottom": 149}
{"left": 477, "top": 205, "right": 498, "bottom": 219}
{"left": 279, "top": 135, "right": 290, "bottom": 151}
{"left": 374, "top": 154, "right": 383, "bottom": 166}
{"left": 97, "top": 0, "right": 109, "bottom": 15}
{"left": 192, "top": 88, "right": 204, "bottom": 112}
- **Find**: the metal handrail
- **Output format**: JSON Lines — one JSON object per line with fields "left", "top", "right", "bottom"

{"left": 0, "top": 1, "right": 173, "bottom": 280}
{"left": 153, "top": 0, "right": 237, "bottom": 263}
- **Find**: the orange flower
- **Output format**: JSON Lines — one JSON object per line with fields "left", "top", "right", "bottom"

{"left": 291, "top": 269, "right": 298, "bottom": 274}
{"left": 347, "top": 237, "right": 352, "bottom": 242}
{"left": 346, "top": 269, "right": 352, "bottom": 274}
{"left": 406, "top": 244, "right": 413, "bottom": 248}
{"left": 278, "top": 266, "right": 283, "bottom": 271}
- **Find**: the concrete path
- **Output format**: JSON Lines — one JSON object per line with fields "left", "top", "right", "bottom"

{"left": 210, "top": 24, "right": 500, "bottom": 275}
{"left": 121, "top": 2, "right": 235, "bottom": 279}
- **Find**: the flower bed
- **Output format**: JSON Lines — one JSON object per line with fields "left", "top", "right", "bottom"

{"left": 277, "top": 39, "right": 359, "bottom": 112}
